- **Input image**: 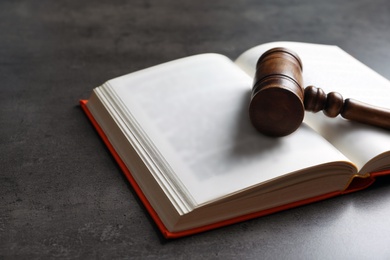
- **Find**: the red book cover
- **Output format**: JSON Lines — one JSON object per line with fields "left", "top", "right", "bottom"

{"left": 80, "top": 99, "right": 390, "bottom": 239}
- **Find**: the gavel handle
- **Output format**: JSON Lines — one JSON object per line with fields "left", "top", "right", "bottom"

{"left": 342, "top": 99, "right": 390, "bottom": 130}
{"left": 304, "top": 85, "right": 390, "bottom": 130}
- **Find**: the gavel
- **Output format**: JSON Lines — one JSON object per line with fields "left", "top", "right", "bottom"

{"left": 249, "top": 47, "right": 390, "bottom": 137}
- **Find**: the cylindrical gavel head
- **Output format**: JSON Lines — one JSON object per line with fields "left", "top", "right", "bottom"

{"left": 249, "top": 47, "right": 305, "bottom": 137}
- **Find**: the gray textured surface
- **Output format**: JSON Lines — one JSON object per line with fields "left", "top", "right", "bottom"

{"left": 2, "top": 0, "right": 390, "bottom": 259}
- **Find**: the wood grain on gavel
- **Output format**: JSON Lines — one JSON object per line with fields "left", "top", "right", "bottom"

{"left": 249, "top": 47, "right": 390, "bottom": 137}
{"left": 304, "top": 86, "right": 390, "bottom": 129}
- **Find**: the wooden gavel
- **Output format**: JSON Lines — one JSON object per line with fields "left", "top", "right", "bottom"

{"left": 249, "top": 47, "right": 390, "bottom": 137}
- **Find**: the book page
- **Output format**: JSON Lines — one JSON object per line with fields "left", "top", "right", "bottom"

{"left": 106, "top": 53, "right": 353, "bottom": 205}
{"left": 235, "top": 42, "right": 390, "bottom": 173}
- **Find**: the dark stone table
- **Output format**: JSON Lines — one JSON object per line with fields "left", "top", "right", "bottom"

{"left": 2, "top": 0, "right": 390, "bottom": 258}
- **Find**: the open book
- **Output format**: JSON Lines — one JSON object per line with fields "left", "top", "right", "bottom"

{"left": 81, "top": 41, "right": 390, "bottom": 238}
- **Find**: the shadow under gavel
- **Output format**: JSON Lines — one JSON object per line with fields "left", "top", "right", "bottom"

{"left": 249, "top": 47, "right": 390, "bottom": 137}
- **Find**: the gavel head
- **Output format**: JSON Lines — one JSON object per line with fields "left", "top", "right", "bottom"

{"left": 249, "top": 47, "right": 305, "bottom": 137}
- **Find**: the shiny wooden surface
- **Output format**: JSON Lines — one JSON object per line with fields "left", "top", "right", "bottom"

{"left": 250, "top": 47, "right": 305, "bottom": 137}
{"left": 305, "top": 85, "right": 390, "bottom": 129}
{"left": 2, "top": 0, "right": 390, "bottom": 258}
